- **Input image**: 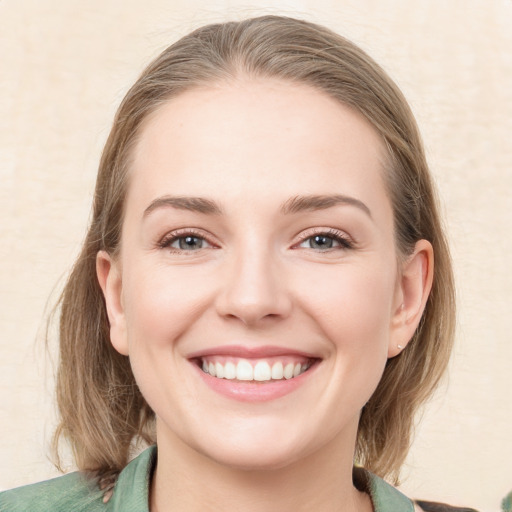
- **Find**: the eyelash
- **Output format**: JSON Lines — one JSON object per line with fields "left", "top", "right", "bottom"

{"left": 157, "top": 228, "right": 354, "bottom": 253}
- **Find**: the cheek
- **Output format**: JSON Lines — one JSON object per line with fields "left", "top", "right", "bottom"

{"left": 119, "top": 263, "right": 213, "bottom": 414}
{"left": 295, "top": 262, "right": 396, "bottom": 388}
{"left": 121, "top": 263, "right": 215, "bottom": 350}
{"left": 299, "top": 262, "right": 395, "bottom": 340}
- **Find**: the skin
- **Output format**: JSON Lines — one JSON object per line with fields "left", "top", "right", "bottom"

{"left": 97, "top": 78, "right": 433, "bottom": 512}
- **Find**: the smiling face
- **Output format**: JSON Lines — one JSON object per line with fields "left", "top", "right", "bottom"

{"left": 97, "top": 78, "right": 431, "bottom": 472}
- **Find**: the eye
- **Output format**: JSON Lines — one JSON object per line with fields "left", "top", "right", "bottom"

{"left": 158, "top": 229, "right": 215, "bottom": 253}
{"left": 297, "top": 230, "right": 353, "bottom": 251}
{"left": 171, "top": 235, "right": 207, "bottom": 251}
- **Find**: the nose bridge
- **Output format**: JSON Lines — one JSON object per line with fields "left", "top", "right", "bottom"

{"left": 217, "top": 235, "right": 291, "bottom": 325}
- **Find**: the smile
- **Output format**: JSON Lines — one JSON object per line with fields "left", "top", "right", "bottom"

{"left": 188, "top": 346, "right": 321, "bottom": 401}
{"left": 200, "top": 356, "right": 313, "bottom": 382}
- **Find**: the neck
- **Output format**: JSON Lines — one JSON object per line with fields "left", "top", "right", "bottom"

{"left": 150, "top": 422, "right": 372, "bottom": 512}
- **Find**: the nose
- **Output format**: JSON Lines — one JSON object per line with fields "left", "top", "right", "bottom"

{"left": 215, "top": 244, "right": 292, "bottom": 327}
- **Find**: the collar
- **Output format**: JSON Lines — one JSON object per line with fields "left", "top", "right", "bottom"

{"left": 107, "top": 446, "right": 414, "bottom": 512}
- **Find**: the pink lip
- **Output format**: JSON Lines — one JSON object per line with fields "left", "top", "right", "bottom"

{"left": 188, "top": 345, "right": 321, "bottom": 403}
{"left": 187, "top": 344, "right": 319, "bottom": 359}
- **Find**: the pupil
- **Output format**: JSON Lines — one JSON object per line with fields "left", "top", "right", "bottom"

{"left": 180, "top": 236, "right": 202, "bottom": 250}
{"left": 313, "top": 235, "right": 333, "bottom": 249}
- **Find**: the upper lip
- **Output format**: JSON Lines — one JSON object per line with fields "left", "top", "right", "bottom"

{"left": 187, "top": 344, "right": 321, "bottom": 360}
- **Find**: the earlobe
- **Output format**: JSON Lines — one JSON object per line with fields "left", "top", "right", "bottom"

{"left": 96, "top": 250, "right": 129, "bottom": 356}
{"left": 388, "top": 239, "right": 434, "bottom": 358}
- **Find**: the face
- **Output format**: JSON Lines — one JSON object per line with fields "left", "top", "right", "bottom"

{"left": 98, "top": 78, "right": 430, "bottom": 471}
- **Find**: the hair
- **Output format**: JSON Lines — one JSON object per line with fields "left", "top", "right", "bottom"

{"left": 53, "top": 15, "right": 455, "bottom": 484}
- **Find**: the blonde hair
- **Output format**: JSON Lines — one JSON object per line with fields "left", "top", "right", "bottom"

{"left": 53, "top": 15, "right": 455, "bottom": 483}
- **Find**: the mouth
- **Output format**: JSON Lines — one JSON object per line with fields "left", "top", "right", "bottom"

{"left": 194, "top": 355, "right": 316, "bottom": 382}
{"left": 188, "top": 347, "right": 321, "bottom": 402}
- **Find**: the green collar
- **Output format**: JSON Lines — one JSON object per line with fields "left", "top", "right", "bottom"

{"left": 0, "top": 446, "right": 413, "bottom": 511}
{"left": 108, "top": 446, "right": 414, "bottom": 512}
{"left": 105, "top": 446, "right": 157, "bottom": 511}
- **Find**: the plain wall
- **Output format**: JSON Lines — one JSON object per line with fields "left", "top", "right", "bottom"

{"left": 1, "top": 1, "right": 511, "bottom": 510}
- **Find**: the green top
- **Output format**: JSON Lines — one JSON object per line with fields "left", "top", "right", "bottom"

{"left": 503, "top": 490, "right": 512, "bottom": 512}
{"left": 0, "top": 446, "right": 414, "bottom": 511}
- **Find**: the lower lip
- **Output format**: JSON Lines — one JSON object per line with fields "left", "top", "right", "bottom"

{"left": 192, "top": 361, "right": 319, "bottom": 402}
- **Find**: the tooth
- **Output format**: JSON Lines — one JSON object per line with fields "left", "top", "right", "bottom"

{"left": 284, "top": 363, "right": 294, "bottom": 379}
{"left": 224, "top": 361, "right": 236, "bottom": 379}
{"left": 254, "top": 361, "right": 271, "bottom": 381}
{"left": 236, "top": 360, "right": 253, "bottom": 380}
{"left": 202, "top": 358, "right": 309, "bottom": 381}
{"left": 271, "top": 361, "right": 284, "bottom": 380}
{"left": 215, "top": 362, "right": 224, "bottom": 379}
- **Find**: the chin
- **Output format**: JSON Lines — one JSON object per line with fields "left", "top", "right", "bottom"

{"left": 201, "top": 444, "right": 304, "bottom": 472}
{"left": 189, "top": 424, "right": 320, "bottom": 473}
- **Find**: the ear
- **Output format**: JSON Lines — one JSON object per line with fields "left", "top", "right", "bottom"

{"left": 96, "top": 250, "right": 129, "bottom": 356}
{"left": 388, "top": 239, "right": 434, "bottom": 358}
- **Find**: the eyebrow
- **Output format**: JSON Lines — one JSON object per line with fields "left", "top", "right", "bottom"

{"left": 143, "top": 196, "right": 223, "bottom": 217}
{"left": 280, "top": 194, "right": 372, "bottom": 218}
{"left": 143, "top": 193, "right": 371, "bottom": 218}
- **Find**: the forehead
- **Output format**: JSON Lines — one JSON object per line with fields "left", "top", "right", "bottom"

{"left": 128, "top": 79, "right": 390, "bottom": 216}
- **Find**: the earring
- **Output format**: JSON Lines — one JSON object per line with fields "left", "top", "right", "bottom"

{"left": 397, "top": 344, "right": 404, "bottom": 350}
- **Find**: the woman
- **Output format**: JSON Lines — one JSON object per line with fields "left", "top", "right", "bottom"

{"left": 1, "top": 15, "right": 461, "bottom": 511}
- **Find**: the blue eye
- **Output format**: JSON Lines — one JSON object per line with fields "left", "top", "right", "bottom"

{"left": 306, "top": 235, "right": 336, "bottom": 250}
{"left": 158, "top": 231, "right": 213, "bottom": 252}
{"left": 171, "top": 235, "right": 205, "bottom": 250}
{"left": 298, "top": 232, "right": 352, "bottom": 251}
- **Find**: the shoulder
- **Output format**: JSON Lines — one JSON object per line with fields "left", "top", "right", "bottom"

{"left": 354, "top": 468, "right": 480, "bottom": 512}
{"left": 0, "top": 446, "right": 156, "bottom": 512}
{"left": 503, "top": 490, "right": 512, "bottom": 512}
{"left": 414, "top": 500, "right": 480, "bottom": 512}
{"left": 354, "top": 467, "right": 415, "bottom": 511}
{"left": 0, "top": 471, "right": 105, "bottom": 512}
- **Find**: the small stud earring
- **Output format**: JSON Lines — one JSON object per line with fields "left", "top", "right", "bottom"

{"left": 397, "top": 344, "right": 404, "bottom": 350}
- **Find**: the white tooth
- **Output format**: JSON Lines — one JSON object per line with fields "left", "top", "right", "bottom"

{"left": 202, "top": 359, "right": 208, "bottom": 373}
{"left": 254, "top": 361, "right": 271, "bottom": 381}
{"left": 301, "top": 363, "right": 309, "bottom": 374}
{"left": 215, "top": 362, "right": 224, "bottom": 379}
{"left": 293, "top": 363, "right": 301, "bottom": 377}
{"left": 208, "top": 362, "right": 216, "bottom": 377}
{"left": 236, "top": 360, "right": 253, "bottom": 381}
{"left": 284, "top": 363, "right": 294, "bottom": 379}
{"left": 224, "top": 361, "right": 236, "bottom": 379}
{"left": 271, "top": 361, "right": 284, "bottom": 380}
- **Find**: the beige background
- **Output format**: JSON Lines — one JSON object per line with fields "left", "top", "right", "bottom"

{"left": 1, "top": 0, "right": 511, "bottom": 510}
